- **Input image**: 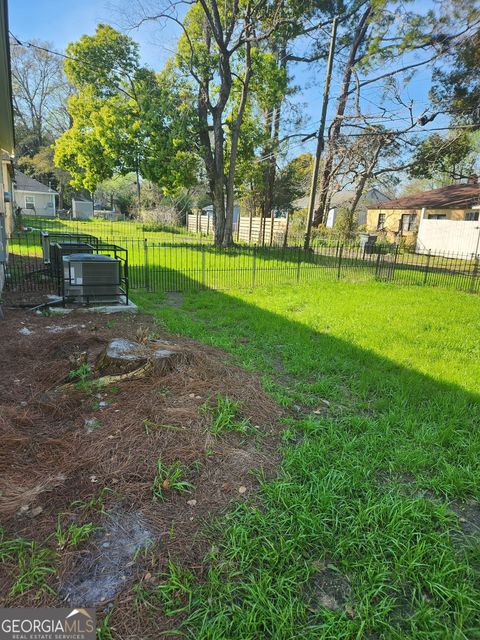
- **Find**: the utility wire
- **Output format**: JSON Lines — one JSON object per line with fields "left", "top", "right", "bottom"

{"left": 253, "top": 124, "right": 479, "bottom": 165}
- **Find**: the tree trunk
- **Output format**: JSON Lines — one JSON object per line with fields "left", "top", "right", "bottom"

{"left": 224, "top": 35, "right": 252, "bottom": 246}
{"left": 58, "top": 183, "right": 64, "bottom": 210}
{"left": 348, "top": 140, "right": 384, "bottom": 226}
{"left": 262, "top": 46, "right": 286, "bottom": 227}
{"left": 313, "top": 5, "right": 372, "bottom": 227}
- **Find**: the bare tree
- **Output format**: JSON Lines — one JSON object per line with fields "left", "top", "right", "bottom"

{"left": 10, "top": 39, "right": 70, "bottom": 156}
{"left": 312, "top": 1, "right": 480, "bottom": 226}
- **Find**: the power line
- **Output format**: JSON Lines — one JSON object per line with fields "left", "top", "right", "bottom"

{"left": 9, "top": 32, "right": 135, "bottom": 100}
{"left": 253, "top": 123, "right": 479, "bottom": 165}
{"left": 10, "top": 30, "right": 478, "bottom": 169}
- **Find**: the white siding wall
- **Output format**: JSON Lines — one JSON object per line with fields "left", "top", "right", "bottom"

{"left": 16, "top": 190, "right": 56, "bottom": 217}
{"left": 416, "top": 219, "right": 480, "bottom": 255}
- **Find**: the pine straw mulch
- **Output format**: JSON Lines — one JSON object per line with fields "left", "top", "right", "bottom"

{"left": 0, "top": 308, "right": 284, "bottom": 636}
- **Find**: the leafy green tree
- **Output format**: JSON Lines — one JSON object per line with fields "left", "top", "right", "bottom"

{"left": 432, "top": 21, "right": 479, "bottom": 126}
{"left": 408, "top": 132, "right": 479, "bottom": 185}
{"left": 95, "top": 173, "right": 138, "bottom": 214}
{"left": 54, "top": 25, "right": 199, "bottom": 196}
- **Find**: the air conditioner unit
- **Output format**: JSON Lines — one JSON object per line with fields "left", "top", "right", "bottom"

{"left": 63, "top": 253, "right": 121, "bottom": 303}
{"left": 42, "top": 232, "right": 98, "bottom": 264}
{"left": 50, "top": 241, "right": 94, "bottom": 276}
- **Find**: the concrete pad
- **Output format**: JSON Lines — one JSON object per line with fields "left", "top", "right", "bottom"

{"left": 49, "top": 299, "right": 138, "bottom": 315}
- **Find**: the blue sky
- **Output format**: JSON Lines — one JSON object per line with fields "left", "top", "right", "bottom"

{"left": 8, "top": 0, "right": 441, "bottom": 158}
{"left": 9, "top": 0, "right": 179, "bottom": 70}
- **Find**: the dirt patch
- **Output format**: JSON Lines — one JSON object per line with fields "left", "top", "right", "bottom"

{"left": 306, "top": 566, "right": 352, "bottom": 613}
{"left": 448, "top": 500, "right": 480, "bottom": 538}
{"left": 164, "top": 291, "right": 185, "bottom": 308}
{"left": 0, "top": 309, "right": 283, "bottom": 634}
{"left": 60, "top": 508, "right": 153, "bottom": 606}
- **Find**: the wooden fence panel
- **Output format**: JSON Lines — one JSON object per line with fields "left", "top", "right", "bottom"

{"left": 188, "top": 214, "right": 287, "bottom": 245}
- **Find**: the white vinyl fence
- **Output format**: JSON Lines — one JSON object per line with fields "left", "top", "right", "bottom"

{"left": 416, "top": 219, "right": 480, "bottom": 256}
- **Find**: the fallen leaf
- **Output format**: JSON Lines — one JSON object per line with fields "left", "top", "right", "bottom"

{"left": 162, "top": 479, "right": 170, "bottom": 489}
{"left": 311, "top": 560, "right": 326, "bottom": 572}
{"left": 238, "top": 486, "right": 247, "bottom": 494}
{"left": 345, "top": 604, "right": 355, "bottom": 618}
{"left": 187, "top": 499, "right": 197, "bottom": 506}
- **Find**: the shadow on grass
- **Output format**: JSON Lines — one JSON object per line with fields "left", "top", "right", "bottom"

{"left": 130, "top": 274, "right": 480, "bottom": 639}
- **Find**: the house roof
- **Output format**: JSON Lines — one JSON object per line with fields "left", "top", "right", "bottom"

{"left": 330, "top": 187, "right": 390, "bottom": 207}
{"left": 294, "top": 187, "right": 390, "bottom": 210}
{"left": 14, "top": 169, "right": 57, "bottom": 194}
{"left": 368, "top": 183, "right": 480, "bottom": 210}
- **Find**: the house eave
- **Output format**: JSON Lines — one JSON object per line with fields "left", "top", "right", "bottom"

{"left": 15, "top": 188, "right": 58, "bottom": 196}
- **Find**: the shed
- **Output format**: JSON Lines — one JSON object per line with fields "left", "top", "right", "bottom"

{"left": 72, "top": 198, "right": 94, "bottom": 219}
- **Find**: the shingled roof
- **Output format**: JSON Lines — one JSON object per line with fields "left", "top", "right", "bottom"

{"left": 14, "top": 169, "right": 57, "bottom": 193}
{"left": 369, "top": 182, "right": 480, "bottom": 210}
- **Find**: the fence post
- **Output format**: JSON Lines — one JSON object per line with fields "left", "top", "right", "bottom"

{"left": 337, "top": 244, "right": 344, "bottom": 280}
{"left": 283, "top": 210, "right": 290, "bottom": 248}
{"left": 423, "top": 250, "right": 431, "bottom": 286}
{"left": 470, "top": 254, "right": 479, "bottom": 294}
{"left": 375, "top": 250, "right": 381, "bottom": 279}
{"left": 251, "top": 245, "right": 257, "bottom": 289}
{"left": 390, "top": 244, "right": 399, "bottom": 282}
{"left": 296, "top": 246, "right": 302, "bottom": 283}
{"left": 201, "top": 243, "right": 206, "bottom": 289}
{"left": 143, "top": 238, "right": 150, "bottom": 291}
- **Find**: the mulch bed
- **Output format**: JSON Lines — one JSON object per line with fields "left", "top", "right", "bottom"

{"left": 0, "top": 308, "right": 283, "bottom": 636}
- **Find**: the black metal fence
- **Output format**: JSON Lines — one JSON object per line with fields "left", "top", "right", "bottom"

{"left": 3, "top": 231, "right": 479, "bottom": 302}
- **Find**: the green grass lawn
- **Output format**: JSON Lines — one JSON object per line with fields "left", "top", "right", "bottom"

{"left": 20, "top": 214, "right": 197, "bottom": 243}
{"left": 133, "top": 280, "right": 480, "bottom": 639}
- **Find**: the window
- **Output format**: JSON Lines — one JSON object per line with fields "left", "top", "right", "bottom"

{"left": 465, "top": 211, "right": 479, "bottom": 221}
{"left": 25, "top": 195, "right": 35, "bottom": 210}
{"left": 401, "top": 213, "right": 417, "bottom": 232}
{"left": 428, "top": 214, "right": 447, "bottom": 220}
{"left": 377, "top": 214, "right": 385, "bottom": 230}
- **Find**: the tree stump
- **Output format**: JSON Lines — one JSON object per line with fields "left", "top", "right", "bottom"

{"left": 96, "top": 339, "right": 180, "bottom": 376}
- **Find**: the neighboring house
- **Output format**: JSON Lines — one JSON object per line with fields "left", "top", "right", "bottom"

{"left": 293, "top": 187, "right": 391, "bottom": 228}
{"left": 0, "top": 0, "right": 15, "bottom": 298}
{"left": 14, "top": 170, "right": 57, "bottom": 217}
{"left": 325, "top": 188, "right": 391, "bottom": 228}
{"left": 366, "top": 178, "right": 480, "bottom": 245}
